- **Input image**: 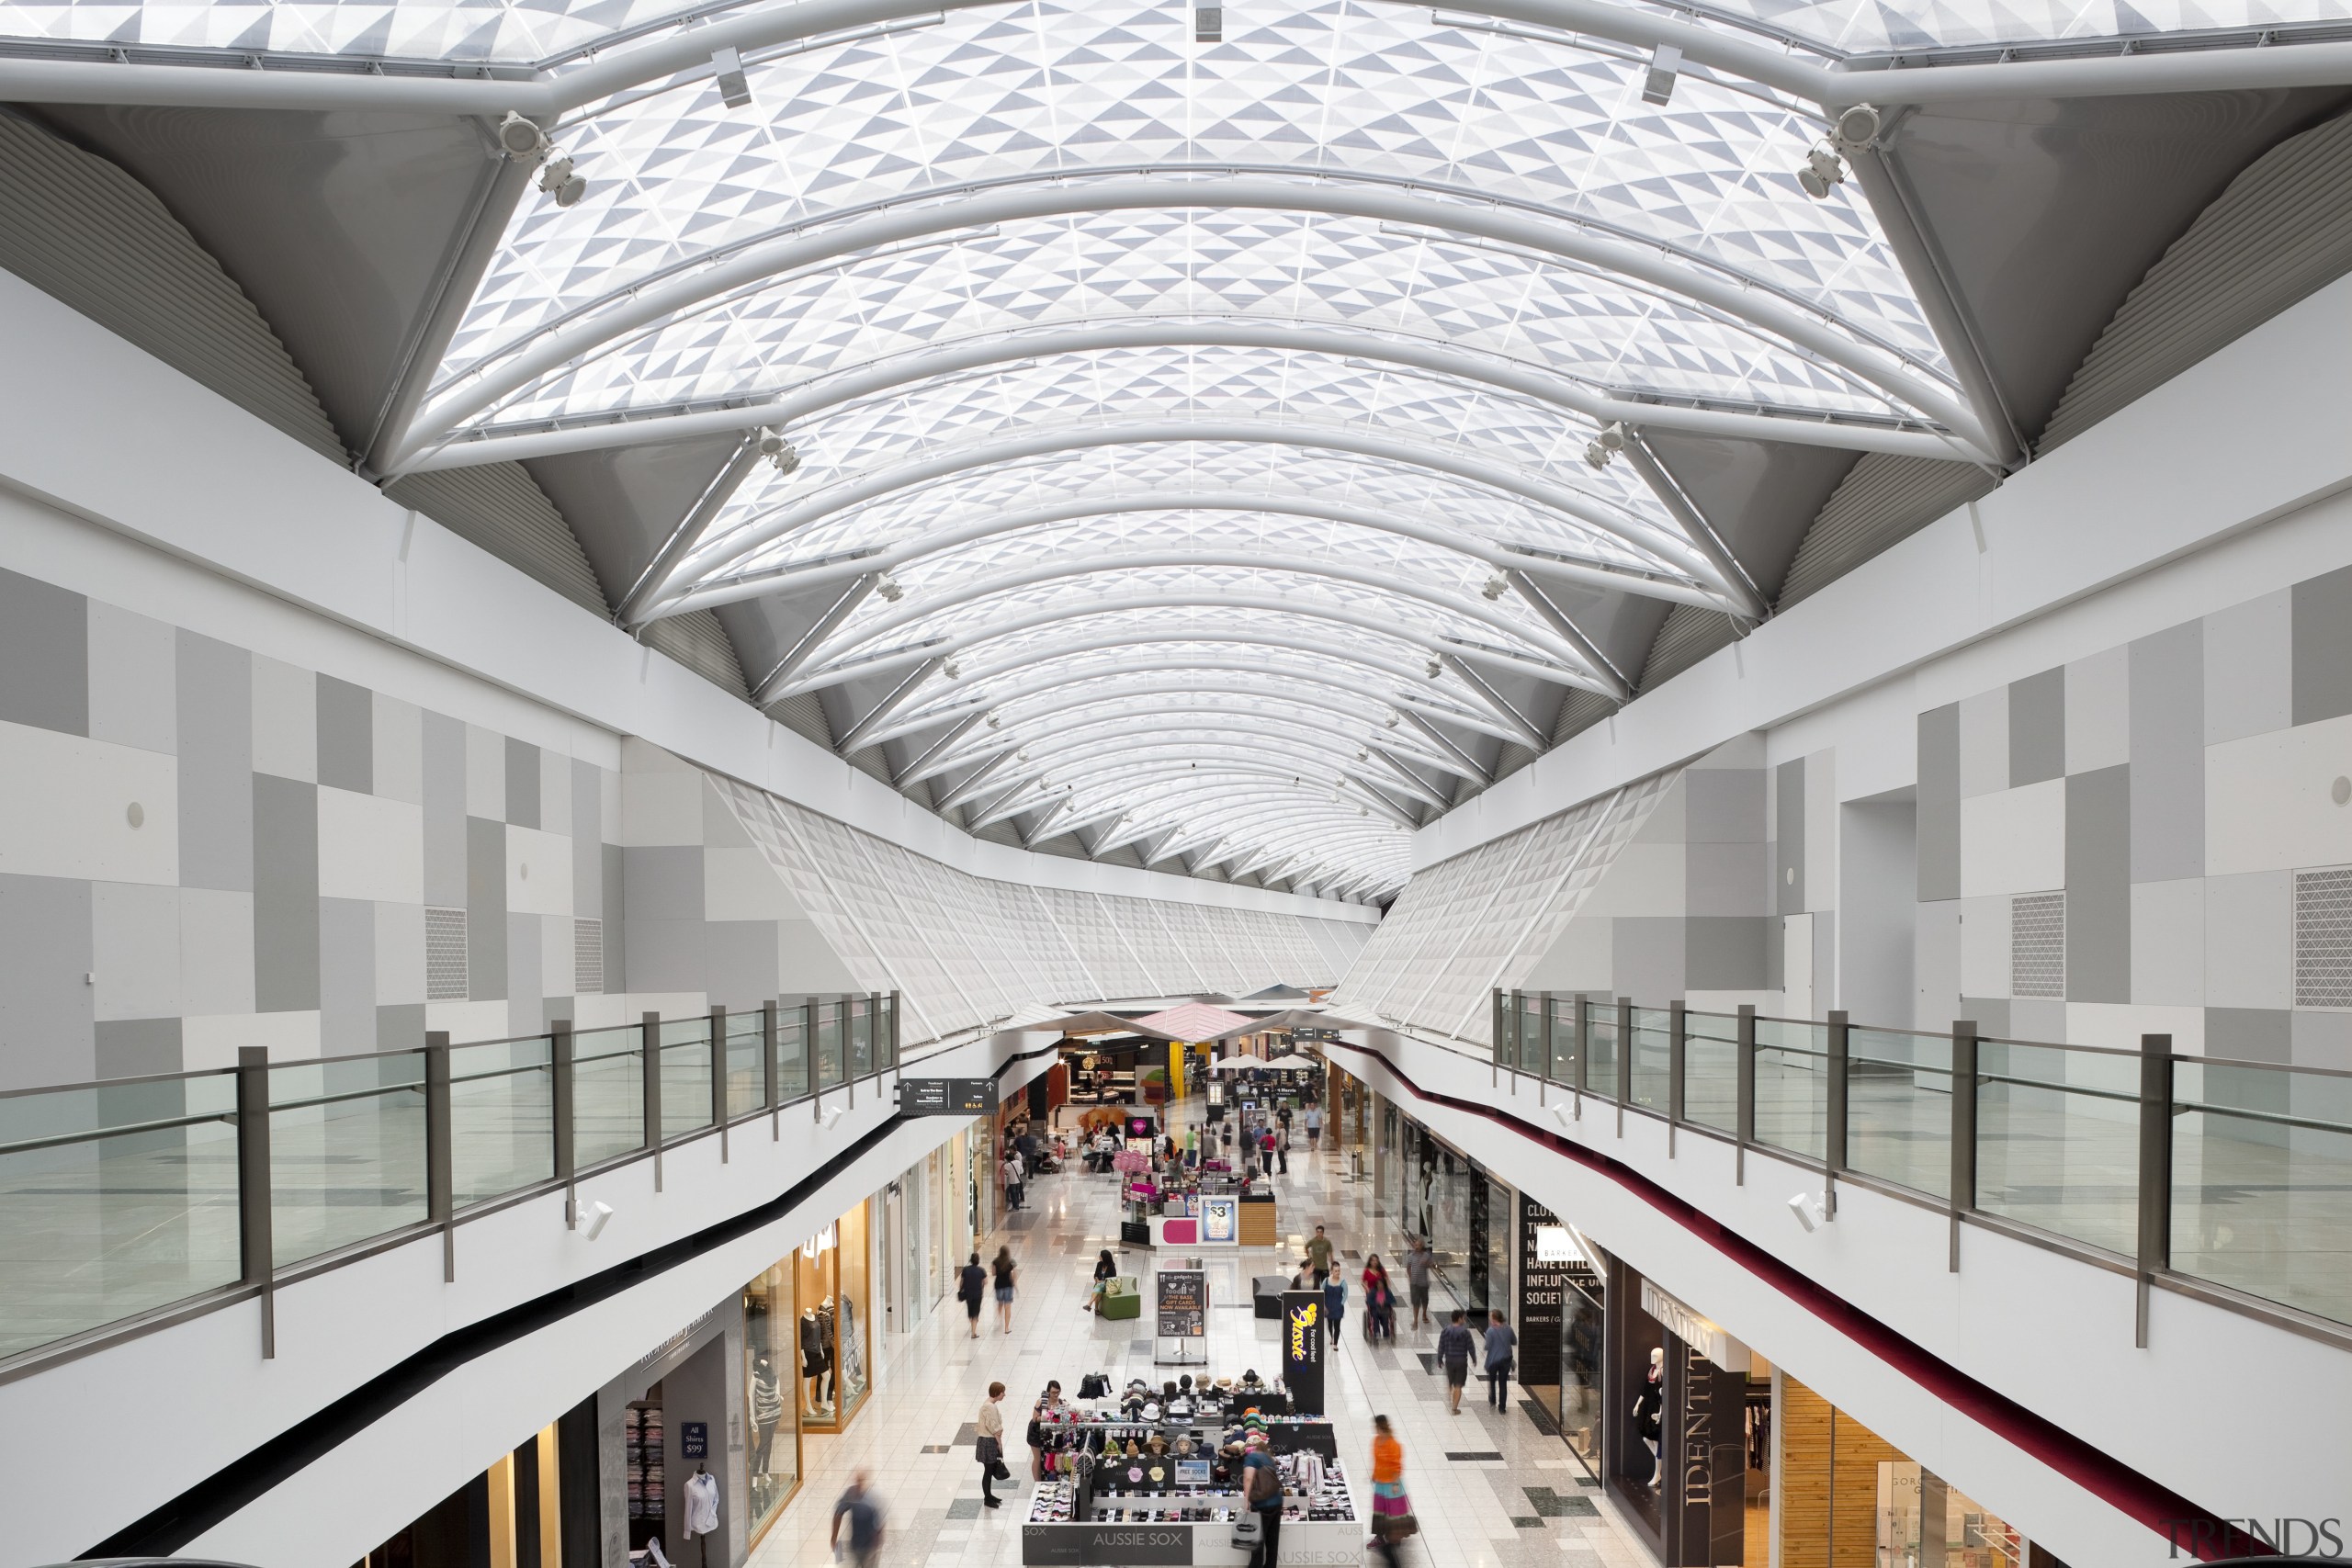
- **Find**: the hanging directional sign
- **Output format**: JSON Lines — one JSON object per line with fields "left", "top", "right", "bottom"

{"left": 898, "top": 1078, "right": 1000, "bottom": 1114}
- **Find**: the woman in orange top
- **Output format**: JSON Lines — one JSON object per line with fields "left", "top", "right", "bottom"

{"left": 1369, "top": 1414, "right": 1411, "bottom": 1568}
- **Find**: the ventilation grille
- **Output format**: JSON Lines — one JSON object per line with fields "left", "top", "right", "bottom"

{"left": 767, "top": 689, "right": 833, "bottom": 749}
{"left": 383, "top": 464, "right": 608, "bottom": 615}
{"left": 1638, "top": 602, "right": 1740, "bottom": 693}
{"left": 574, "top": 917, "right": 605, "bottom": 996}
{"left": 2040, "top": 108, "right": 2352, "bottom": 455}
{"left": 0, "top": 111, "right": 345, "bottom": 463}
{"left": 2011, "top": 893, "right": 2065, "bottom": 1000}
{"left": 1551, "top": 687, "right": 1617, "bottom": 746}
{"left": 1775, "top": 454, "right": 1996, "bottom": 613}
{"left": 424, "top": 907, "right": 469, "bottom": 1001}
{"left": 2294, "top": 867, "right": 2352, "bottom": 1008}
{"left": 642, "top": 608, "right": 751, "bottom": 699}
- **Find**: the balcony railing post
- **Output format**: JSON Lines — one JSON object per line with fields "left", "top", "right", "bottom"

{"left": 1490, "top": 988, "right": 1504, "bottom": 1087}
{"left": 1668, "top": 999, "right": 1686, "bottom": 1157}
{"left": 763, "top": 1000, "right": 781, "bottom": 1142}
{"left": 1825, "top": 1010, "right": 1849, "bottom": 1216}
{"left": 235, "top": 1044, "right": 276, "bottom": 1359}
{"left": 1735, "top": 1004, "right": 1755, "bottom": 1186}
{"left": 424, "top": 1031, "right": 454, "bottom": 1282}
{"left": 849, "top": 995, "right": 861, "bottom": 1109}
{"left": 642, "top": 1010, "right": 664, "bottom": 1192}
{"left": 551, "top": 1019, "right": 576, "bottom": 1226}
{"left": 1949, "top": 1020, "right": 1976, "bottom": 1272}
{"left": 1613, "top": 997, "right": 1632, "bottom": 1137}
{"left": 711, "top": 1004, "right": 729, "bottom": 1163}
{"left": 808, "top": 998, "right": 823, "bottom": 1122}
{"left": 1510, "top": 989, "right": 1524, "bottom": 1093}
{"left": 1538, "top": 991, "right": 1554, "bottom": 1105}
{"left": 2136, "top": 1032, "right": 2176, "bottom": 1348}
{"left": 889, "top": 989, "right": 902, "bottom": 1071}
{"left": 1572, "top": 996, "right": 1589, "bottom": 1115}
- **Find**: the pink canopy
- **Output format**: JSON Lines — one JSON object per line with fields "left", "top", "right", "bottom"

{"left": 1133, "top": 1001, "right": 1258, "bottom": 1042}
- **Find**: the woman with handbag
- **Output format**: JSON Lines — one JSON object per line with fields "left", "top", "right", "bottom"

{"left": 976, "top": 1382, "right": 1011, "bottom": 1508}
{"left": 1086, "top": 1248, "right": 1117, "bottom": 1313}
{"left": 1368, "top": 1415, "right": 1414, "bottom": 1568}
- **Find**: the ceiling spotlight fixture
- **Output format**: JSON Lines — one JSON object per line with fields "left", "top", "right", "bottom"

{"left": 876, "top": 572, "right": 905, "bottom": 603}
{"left": 1355, "top": 749, "right": 1369, "bottom": 761}
{"left": 711, "top": 44, "right": 753, "bottom": 109}
{"left": 943, "top": 658, "right": 961, "bottom": 677}
{"left": 1424, "top": 656, "right": 1442, "bottom": 678}
{"left": 1799, "top": 104, "right": 1881, "bottom": 200}
{"left": 537, "top": 151, "right": 587, "bottom": 209}
{"left": 1584, "top": 421, "right": 1629, "bottom": 469}
{"left": 1788, "top": 1190, "right": 1828, "bottom": 1232}
{"left": 1480, "top": 572, "right": 1510, "bottom": 601}
{"left": 757, "top": 426, "right": 800, "bottom": 475}
{"left": 1383, "top": 711, "right": 1400, "bottom": 728}
{"left": 496, "top": 111, "right": 549, "bottom": 160}
{"left": 986, "top": 713, "right": 1002, "bottom": 728}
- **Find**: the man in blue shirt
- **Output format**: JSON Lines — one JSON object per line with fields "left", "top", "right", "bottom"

{"left": 1484, "top": 1308, "right": 1518, "bottom": 1412}
{"left": 1241, "top": 1434, "right": 1283, "bottom": 1568}
{"left": 831, "top": 1471, "right": 886, "bottom": 1568}
{"left": 1435, "top": 1309, "right": 1476, "bottom": 1416}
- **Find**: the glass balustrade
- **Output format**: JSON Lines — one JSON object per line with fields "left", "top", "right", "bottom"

{"left": 1972, "top": 1037, "right": 2141, "bottom": 1258}
{"left": 1753, "top": 1017, "right": 1828, "bottom": 1162}
{"left": 571, "top": 1025, "right": 647, "bottom": 1168}
{"left": 267, "top": 1054, "right": 429, "bottom": 1269}
{"left": 450, "top": 1037, "right": 555, "bottom": 1207}
{"left": 725, "top": 1011, "right": 765, "bottom": 1119}
{"left": 1844, "top": 1027, "right": 1953, "bottom": 1201}
{"left": 1683, "top": 1011, "right": 1740, "bottom": 1134}
{"left": 2172, "top": 1057, "right": 2352, "bottom": 1323}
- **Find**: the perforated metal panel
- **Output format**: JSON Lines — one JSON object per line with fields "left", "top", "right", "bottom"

{"left": 2010, "top": 893, "right": 2065, "bottom": 1001}
{"left": 573, "top": 917, "right": 603, "bottom": 995}
{"left": 425, "top": 907, "right": 469, "bottom": 1001}
{"left": 2294, "top": 867, "right": 2352, "bottom": 1009}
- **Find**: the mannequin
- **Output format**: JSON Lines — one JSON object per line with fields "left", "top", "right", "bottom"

{"left": 799, "top": 1307, "right": 832, "bottom": 1416}
{"left": 751, "top": 1355, "right": 783, "bottom": 1472}
{"left": 1632, "top": 1347, "right": 1665, "bottom": 1484}
{"left": 683, "top": 1461, "right": 720, "bottom": 1564}
{"left": 817, "top": 1296, "right": 839, "bottom": 1408}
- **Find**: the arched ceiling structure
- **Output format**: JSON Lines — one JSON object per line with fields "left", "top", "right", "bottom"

{"left": 8, "top": 0, "right": 2351, "bottom": 899}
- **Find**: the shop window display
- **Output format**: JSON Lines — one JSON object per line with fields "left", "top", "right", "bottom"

{"left": 741, "top": 1263, "right": 802, "bottom": 1542}
{"left": 795, "top": 1203, "right": 873, "bottom": 1430}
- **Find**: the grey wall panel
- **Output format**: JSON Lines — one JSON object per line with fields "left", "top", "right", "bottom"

{"left": 571, "top": 761, "right": 603, "bottom": 918}
{"left": 1915, "top": 898, "right": 1959, "bottom": 1031}
{"left": 86, "top": 601, "right": 177, "bottom": 757}
{"left": 1685, "top": 765, "right": 1764, "bottom": 843}
{"left": 1611, "top": 916, "right": 1686, "bottom": 1001}
{"left": 1958, "top": 995, "right": 2011, "bottom": 1037}
{"left": 0, "top": 567, "right": 88, "bottom": 738}
{"left": 703, "top": 920, "right": 781, "bottom": 1010}
{"left": 318, "top": 895, "right": 377, "bottom": 1054}
{"left": 2207, "top": 1006, "right": 2292, "bottom": 1064}
{"left": 94, "top": 1017, "right": 181, "bottom": 1078}
{"left": 2206, "top": 870, "right": 2291, "bottom": 1010}
{"left": 622, "top": 846, "right": 703, "bottom": 921}
{"left": 1685, "top": 916, "right": 1767, "bottom": 990}
{"left": 2064, "top": 764, "right": 2132, "bottom": 1004}
{"left": 1775, "top": 758, "right": 1805, "bottom": 915}
{"left": 466, "top": 815, "right": 507, "bottom": 1004}
{"left": 507, "top": 913, "right": 543, "bottom": 1036}
{"left": 372, "top": 694, "right": 424, "bottom": 807}
{"left": 2007, "top": 667, "right": 2065, "bottom": 788}
{"left": 377, "top": 1001, "right": 426, "bottom": 1052}
{"left": 0, "top": 873, "right": 95, "bottom": 1089}
{"left": 421, "top": 711, "right": 468, "bottom": 908}
{"left": 602, "top": 844, "right": 627, "bottom": 995}
{"left": 175, "top": 630, "right": 254, "bottom": 895}
{"left": 622, "top": 919, "right": 703, "bottom": 995}
{"left": 252, "top": 773, "right": 320, "bottom": 1013}
{"left": 2203, "top": 588, "right": 2292, "bottom": 746}
{"left": 505, "top": 738, "right": 541, "bottom": 830}
{"left": 2291, "top": 1010, "right": 2352, "bottom": 1071}
{"left": 2128, "top": 621, "right": 2204, "bottom": 884}
{"left": 1686, "top": 840, "right": 1769, "bottom": 917}
{"left": 315, "top": 674, "right": 374, "bottom": 796}
{"left": 2290, "top": 563, "right": 2352, "bottom": 727}
{"left": 1840, "top": 798, "right": 1917, "bottom": 1030}
{"left": 1917, "top": 704, "right": 1962, "bottom": 903}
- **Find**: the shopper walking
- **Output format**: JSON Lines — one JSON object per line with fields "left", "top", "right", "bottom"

{"left": 1322, "top": 1269, "right": 1346, "bottom": 1343}
{"left": 1304, "top": 1104, "right": 1322, "bottom": 1151}
{"left": 1001, "top": 1149, "right": 1025, "bottom": 1213}
{"left": 1304, "top": 1224, "right": 1334, "bottom": 1284}
{"left": 976, "top": 1382, "right": 1011, "bottom": 1508}
{"left": 1361, "top": 1256, "right": 1396, "bottom": 1344}
{"left": 1403, "top": 1236, "right": 1433, "bottom": 1332}
{"left": 1484, "top": 1308, "right": 1518, "bottom": 1412}
{"left": 959, "top": 1251, "right": 987, "bottom": 1337}
{"left": 1241, "top": 1430, "right": 1283, "bottom": 1568}
{"left": 992, "top": 1245, "right": 1019, "bottom": 1335}
{"left": 1086, "top": 1247, "right": 1117, "bottom": 1313}
{"left": 831, "top": 1471, "right": 887, "bottom": 1568}
{"left": 1368, "top": 1415, "right": 1413, "bottom": 1568}
{"left": 1436, "top": 1309, "right": 1476, "bottom": 1415}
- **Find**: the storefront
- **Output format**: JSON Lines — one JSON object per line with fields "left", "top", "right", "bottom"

{"left": 351, "top": 1404, "right": 597, "bottom": 1568}
{"left": 1517, "top": 1198, "right": 1605, "bottom": 1472}
{"left": 794, "top": 1202, "right": 874, "bottom": 1434}
{"left": 741, "top": 1264, "right": 805, "bottom": 1544}
{"left": 1605, "top": 1262, "right": 1761, "bottom": 1565}
{"left": 1775, "top": 1374, "right": 2034, "bottom": 1568}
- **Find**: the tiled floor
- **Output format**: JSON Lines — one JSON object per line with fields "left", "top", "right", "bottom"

{"left": 746, "top": 1101, "right": 1653, "bottom": 1568}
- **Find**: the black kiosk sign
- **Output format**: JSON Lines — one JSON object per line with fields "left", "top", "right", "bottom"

{"left": 1281, "top": 1289, "right": 1326, "bottom": 1416}
{"left": 1156, "top": 1269, "right": 1206, "bottom": 1337}
{"left": 1518, "top": 1196, "right": 1573, "bottom": 1389}
{"left": 899, "top": 1077, "right": 999, "bottom": 1115}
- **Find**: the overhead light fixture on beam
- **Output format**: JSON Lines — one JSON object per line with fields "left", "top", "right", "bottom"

{"left": 1584, "top": 421, "right": 1628, "bottom": 470}
{"left": 1798, "top": 104, "right": 1883, "bottom": 200}
{"left": 496, "top": 112, "right": 588, "bottom": 208}
{"left": 711, "top": 45, "right": 752, "bottom": 109}
{"left": 875, "top": 571, "right": 904, "bottom": 603}
{"left": 1642, "top": 43, "right": 1682, "bottom": 106}
{"left": 757, "top": 426, "right": 799, "bottom": 475}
